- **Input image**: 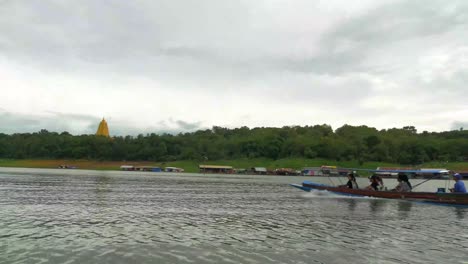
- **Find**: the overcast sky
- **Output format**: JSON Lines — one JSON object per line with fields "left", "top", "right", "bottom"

{"left": 1, "top": 0, "right": 467, "bottom": 135}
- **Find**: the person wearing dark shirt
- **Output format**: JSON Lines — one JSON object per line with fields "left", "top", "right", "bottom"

{"left": 339, "top": 173, "right": 359, "bottom": 189}
{"left": 366, "top": 175, "right": 381, "bottom": 191}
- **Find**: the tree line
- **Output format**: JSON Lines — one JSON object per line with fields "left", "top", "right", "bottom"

{"left": 0, "top": 125, "right": 467, "bottom": 165}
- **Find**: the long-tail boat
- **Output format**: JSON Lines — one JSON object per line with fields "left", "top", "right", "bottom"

{"left": 290, "top": 180, "right": 468, "bottom": 206}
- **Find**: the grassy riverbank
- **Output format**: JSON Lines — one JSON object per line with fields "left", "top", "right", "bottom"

{"left": 0, "top": 158, "right": 467, "bottom": 173}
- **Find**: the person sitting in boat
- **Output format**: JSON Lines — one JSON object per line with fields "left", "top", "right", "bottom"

{"left": 392, "top": 173, "right": 412, "bottom": 192}
{"left": 376, "top": 175, "right": 385, "bottom": 190}
{"left": 339, "top": 173, "right": 359, "bottom": 189}
{"left": 449, "top": 173, "right": 466, "bottom": 193}
{"left": 365, "top": 175, "right": 381, "bottom": 191}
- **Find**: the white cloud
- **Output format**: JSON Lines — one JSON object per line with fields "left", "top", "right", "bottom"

{"left": 0, "top": 0, "right": 467, "bottom": 135}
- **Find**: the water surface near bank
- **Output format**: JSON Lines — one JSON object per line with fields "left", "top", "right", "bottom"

{"left": 0, "top": 168, "right": 467, "bottom": 264}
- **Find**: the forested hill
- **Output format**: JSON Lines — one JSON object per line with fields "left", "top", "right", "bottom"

{"left": 0, "top": 125, "right": 467, "bottom": 165}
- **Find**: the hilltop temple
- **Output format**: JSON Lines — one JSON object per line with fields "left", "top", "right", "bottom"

{"left": 96, "top": 118, "right": 110, "bottom": 137}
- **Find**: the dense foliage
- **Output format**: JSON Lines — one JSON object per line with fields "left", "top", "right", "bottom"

{"left": 0, "top": 125, "right": 467, "bottom": 165}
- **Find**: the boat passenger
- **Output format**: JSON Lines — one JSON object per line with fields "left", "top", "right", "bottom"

{"left": 449, "top": 173, "right": 466, "bottom": 193}
{"left": 392, "top": 173, "right": 412, "bottom": 192}
{"left": 376, "top": 175, "right": 385, "bottom": 190}
{"left": 365, "top": 175, "right": 381, "bottom": 191}
{"left": 339, "top": 173, "right": 359, "bottom": 189}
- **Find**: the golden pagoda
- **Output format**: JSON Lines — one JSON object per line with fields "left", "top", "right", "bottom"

{"left": 96, "top": 118, "right": 110, "bottom": 137}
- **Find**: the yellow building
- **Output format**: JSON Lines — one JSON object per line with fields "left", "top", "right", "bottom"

{"left": 96, "top": 118, "right": 110, "bottom": 137}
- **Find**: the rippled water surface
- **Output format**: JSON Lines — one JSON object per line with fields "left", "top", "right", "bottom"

{"left": 0, "top": 168, "right": 467, "bottom": 264}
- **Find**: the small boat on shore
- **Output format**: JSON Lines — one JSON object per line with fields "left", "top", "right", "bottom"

{"left": 291, "top": 180, "right": 468, "bottom": 206}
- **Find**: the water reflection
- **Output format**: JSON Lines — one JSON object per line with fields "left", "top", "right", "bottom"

{"left": 454, "top": 207, "right": 466, "bottom": 220}
{"left": 95, "top": 175, "right": 113, "bottom": 192}
{"left": 368, "top": 199, "right": 387, "bottom": 213}
{"left": 397, "top": 201, "right": 413, "bottom": 218}
{"left": 344, "top": 198, "right": 357, "bottom": 212}
{"left": 94, "top": 175, "right": 113, "bottom": 208}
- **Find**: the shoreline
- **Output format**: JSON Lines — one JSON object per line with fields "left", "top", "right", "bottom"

{"left": 0, "top": 158, "right": 467, "bottom": 174}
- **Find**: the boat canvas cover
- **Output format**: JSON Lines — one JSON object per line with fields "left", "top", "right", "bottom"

{"left": 419, "top": 168, "right": 449, "bottom": 173}
{"left": 199, "top": 165, "right": 233, "bottom": 169}
{"left": 165, "top": 167, "right": 184, "bottom": 172}
{"left": 302, "top": 167, "right": 323, "bottom": 176}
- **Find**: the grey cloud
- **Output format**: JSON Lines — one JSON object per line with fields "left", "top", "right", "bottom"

{"left": 0, "top": 0, "right": 268, "bottom": 91}
{"left": 451, "top": 122, "right": 468, "bottom": 131}
{"left": 1, "top": 1, "right": 467, "bottom": 132}
{"left": 0, "top": 110, "right": 97, "bottom": 134}
{"left": 0, "top": 110, "right": 205, "bottom": 135}
{"left": 0, "top": 1, "right": 251, "bottom": 62}
{"left": 46, "top": 111, "right": 102, "bottom": 122}
{"left": 247, "top": 72, "right": 375, "bottom": 107}
{"left": 327, "top": 0, "right": 468, "bottom": 46}
{"left": 109, "top": 118, "right": 206, "bottom": 136}
{"left": 2, "top": 0, "right": 467, "bottom": 78}
{"left": 174, "top": 119, "right": 203, "bottom": 131}
{"left": 283, "top": 0, "right": 468, "bottom": 75}
{"left": 423, "top": 70, "right": 468, "bottom": 101}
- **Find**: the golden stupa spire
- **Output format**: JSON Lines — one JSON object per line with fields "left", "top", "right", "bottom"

{"left": 96, "top": 118, "right": 110, "bottom": 137}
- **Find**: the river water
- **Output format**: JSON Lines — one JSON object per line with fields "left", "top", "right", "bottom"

{"left": 0, "top": 168, "right": 467, "bottom": 264}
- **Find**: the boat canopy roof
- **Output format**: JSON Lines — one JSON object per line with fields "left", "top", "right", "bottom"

{"left": 344, "top": 167, "right": 450, "bottom": 174}
{"left": 199, "top": 165, "right": 233, "bottom": 169}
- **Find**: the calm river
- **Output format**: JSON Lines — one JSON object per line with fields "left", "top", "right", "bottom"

{"left": 0, "top": 168, "right": 467, "bottom": 264}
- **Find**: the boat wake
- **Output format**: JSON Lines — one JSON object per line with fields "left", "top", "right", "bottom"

{"left": 302, "top": 189, "right": 377, "bottom": 200}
